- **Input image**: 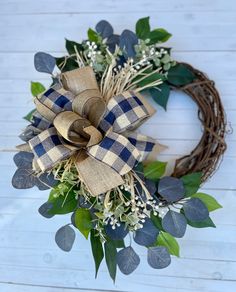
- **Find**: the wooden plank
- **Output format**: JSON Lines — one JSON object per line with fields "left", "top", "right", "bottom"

{"left": 0, "top": 247, "right": 235, "bottom": 281}
{"left": 1, "top": 228, "right": 236, "bottom": 261}
{"left": 0, "top": 283, "right": 124, "bottom": 292}
{"left": 1, "top": 0, "right": 235, "bottom": 14}
{"left": 0, "top": 13, "right": 236, "bottom": 52}
{"left": 0, "top": 268, "right": 235, "bottom": 292}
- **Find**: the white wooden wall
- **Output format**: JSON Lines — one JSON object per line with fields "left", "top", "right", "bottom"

{"left": 0, "top": 1, "right": 236, "bottom": 291}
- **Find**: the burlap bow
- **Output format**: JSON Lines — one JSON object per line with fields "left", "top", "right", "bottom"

{"left": 28, "top": 66, "right": 162, "bottom": 196}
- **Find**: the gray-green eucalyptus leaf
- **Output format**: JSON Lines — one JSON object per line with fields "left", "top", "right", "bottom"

{"left": 117, "top": 246, "right": 140, "bottom": 275}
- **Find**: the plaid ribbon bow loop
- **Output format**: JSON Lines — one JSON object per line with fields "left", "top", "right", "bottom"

{"left": 28, "top": 66, "right": 162, "bottom": 196}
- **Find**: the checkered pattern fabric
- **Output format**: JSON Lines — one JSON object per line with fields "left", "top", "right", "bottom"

{"left": 126, "top": 132, "right": 156, "bottom": 161}
{"left": 39, "top": 83, "right": 74, "bottom": 115}
{"left": 99, "top": 91, "right": 149, "bottom": 133}
{"left": 31, "top": 111, "right": 53, "bottom": 131}
{"left": 88, "top": 131, "right": 141, "bottom": 175}
{"left": 29, "top": 127, "right": 74, "bottom": 172}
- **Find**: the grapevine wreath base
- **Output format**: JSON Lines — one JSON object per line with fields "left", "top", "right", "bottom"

{"left": 172, "top": 63, "right": 227, "bottom": 182}
{"left": 12, "top": 17, "right": 226, "bottom": 280}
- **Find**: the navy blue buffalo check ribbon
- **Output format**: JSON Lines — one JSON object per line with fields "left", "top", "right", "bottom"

{"left": 28, "top": 67, "right": 159, "bottom": 194}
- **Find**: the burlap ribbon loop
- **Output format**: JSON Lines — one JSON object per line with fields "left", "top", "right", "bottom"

{"left": 62, "top": 67, "right": 106, "bottom": 127}
{"left": 29, "top": 66, "right": 164, "bottom": 196}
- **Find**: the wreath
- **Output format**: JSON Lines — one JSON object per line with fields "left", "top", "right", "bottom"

{"left": 12, "top": 17, "right": 227, "bottom": 280}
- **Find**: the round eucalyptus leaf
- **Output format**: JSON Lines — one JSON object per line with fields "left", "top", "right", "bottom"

{"left": 147, "top": 246, "right": 171, "bottom": 269}
{"left": 145, "top": 179, "right": 157, "bottom": 195}
{"left": 12, "top": 168, "right": 36, "bottom": 189}
{"left": 19, "top": 126, "right": 38, "bottom": 142}
{"left": 95, "top": 20, "right": 113, "bottom": 39}
{"left": 117, "top": 246, "right": 140, "bottom": 275}
{"left": 35, "top": 172, "right": 59, "bottom": 190}
{"left": 38, "top": 202, "right": 54, "bottom": 218}
{"left": 55, "top": 225, "right": 76, "bottom": 252}
{"left": 107, "top": 34, "right": 120, "bottom": 53}
{"left": 183, "top": 198, "right": 209, "bottom": 222}
{"left": 162, "top": 210, "right": 187, "bottom": 238}
{"left": 71, "top": 212, "right": 76, "bottom": 227}
{"left": 13, "top": 151, "right": 34, "bottom": 169}
{"left": 119, "top": 30, "right": 138, "bottom": 58}
{"left": 158, "top": 176, "right": 185, "bottom": 202}
{"left": 78, "top": 196, "right": 92, "bottom": 208}
{"left": 135, "top": 177, "right": 156, "bottom": 202}
{"left": 105, "top": 222, "right": 129, "bottom": 240}
{"left": 51, "top": 77, "right": 60, "bottom": 86}
{"left": 133, "top": 218, "right": 159, "bottom": 246}
{"left": 34, "top": 52, "right": 56, "bottom": 74}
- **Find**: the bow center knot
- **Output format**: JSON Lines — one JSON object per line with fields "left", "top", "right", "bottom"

{"left": 53, "top": 111, "right": 103, "bottom": 148}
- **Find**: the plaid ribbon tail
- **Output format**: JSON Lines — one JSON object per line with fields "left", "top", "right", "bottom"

{"left": 87, "top": 131, "right": 141, "bottom": 176}
{"left": 29, "top": 127, "right": 75, "bottom": 172}
{"left": 126, "top": 132, "right": 157, "bottom": 161}
{"left": 126, "top": 132, "right": 168, "bottom": 161}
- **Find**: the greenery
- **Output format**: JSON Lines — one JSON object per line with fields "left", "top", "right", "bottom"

{"left": 156, "top": 231, "right": 180, "bottom": 257}
{"left": 149, "top": 82, "right": 170, "bottom": 110}
{"left": 135, "top": 17, "right": 172, "bottom": 44}
{"left": 75, "top": 208, "right": 93, "bottom": 239}
{"left": 167, "top": 63, "right": 196, "bottom": 86}
{"left": 191, "top": 193, "right": 222, "bottom": 211}
{"left": 104, "top": 240, "right": 117, "bottom": 282}
{"left": 90, "top": 229, "right": 104, "bottom": 277}
{"left": 31, "top": 81, "right": 46, "bottom": 96}
{"left": 47, "top": 184, "right": 77, "bottom": 215}
{"left": 181, "top": 172, "right": 202, "bottom": 197}
{"left": 144, "top": 161, "right": 167, "bottom": 180}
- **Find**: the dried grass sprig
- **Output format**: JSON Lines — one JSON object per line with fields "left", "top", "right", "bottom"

{"left": 100, "top": 54, "right": 163, "bottom": 103}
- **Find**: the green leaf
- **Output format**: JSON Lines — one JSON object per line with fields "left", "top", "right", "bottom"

{"left": 181, "top": 209, "right": 216, "bottom": 228}
{"left": 87, "top": 28, "right": 100, "bottom": 43}
{"left": 151, "top": 212, "right": 164, "bottom": 231}
{"left": 167, "top": 64, "right": 196, "bottom": 86}
{"left": 75, "top": 208, "right": 93, "bottom": 239}
{"left": 149, "top": 82, "right": 170, "bottom": 110}
{"left": 138, "top": 72, "right": 165, "bottom": 88}
{"left": 135, "top": 17, "right": 150, "bottom": 40}
{"left": 113, "top": 239, "right": 125, "bottom": 249}
{"left": 144, "top": 161, "right": 167, "bottom": 180}
{"left": 156, "top": 231, "right": 180, "bottom": 257}
{"left": 31, "top": 81, "right": 46, "bottom": 96}
{"left": 56, "top": 56, "right": 79, "bottom": 72}
{"left": 90, "top": 229, "right": 104, "bottom": 278}
{"left": 134, "top": 162, "right": 144, "bottom": 175}
{"left": 191, "top": 193, "right": 222, "bottom": 212}
{"left": 187, "top": 217, "right": 216, "bottom": 228}
{"left": 23, "top": 109, "right": 36, "bottom": 122}
{"left": 47, "top": 184, "right": 77, "bottom": 215}
{"left": 55, "top": 56, "right": 66, "bottom": 69}
{"left": 65, "top": 39, "right": 83, "bottom": 55}
{"left": 148, "top": 28, "right": 172, "bottom": 45}
{"left": 181, "top": 172, "right": 202, "bottom": 197}
{"left": 104, "top": 240, "right": 117, "bottom": 282}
